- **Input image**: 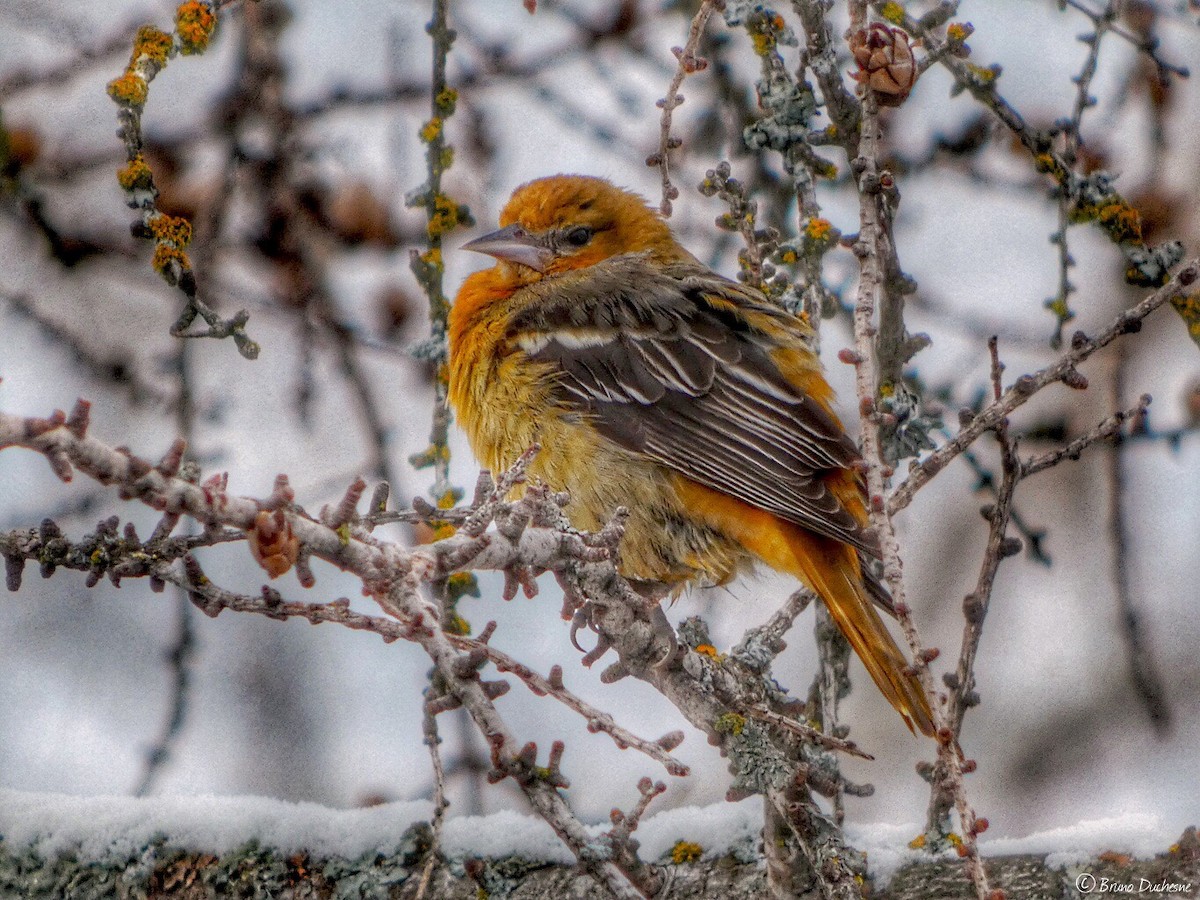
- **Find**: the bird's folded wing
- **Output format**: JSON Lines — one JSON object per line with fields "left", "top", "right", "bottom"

{"left": 508, "top": 254, "right": 877, "bottom": 557}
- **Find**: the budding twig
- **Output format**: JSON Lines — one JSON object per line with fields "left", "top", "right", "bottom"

{"left": 650, "top": 0, "right": 718, "bottom": 217}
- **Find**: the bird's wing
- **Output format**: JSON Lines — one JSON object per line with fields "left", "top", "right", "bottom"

{"left": 508, "top": 253, "right": 877, "bottom": 556}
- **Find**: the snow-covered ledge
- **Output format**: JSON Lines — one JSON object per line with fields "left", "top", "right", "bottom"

{"left": 0, "top": 790, "right": 1195, "bottom": 898}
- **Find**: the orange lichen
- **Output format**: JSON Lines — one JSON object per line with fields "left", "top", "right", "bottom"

{"left": 149, "top": 214, "right": 193, "bottom": 247}
{"left": 693, "top": 643, "right": 720, "bottom": 658}
{"left": 805, "top": 218, "right": 833, "bottom": 241}
{"left": 1096, "top": 202, "right": 1143, "bottom": 244}
{"left": 107, "top": 72, "right": 148, "bottom": 107}
{"left": 117, "top": 156, "right": 155, "bottom": 192}
{"left": 176, "top": 1, "right": 217, "bottom": 55}
{"left": 152, "top": 242, "right": 192, "bottom": 277}
{"left": 132, "top": 25, "right": 174, "bottom": 67}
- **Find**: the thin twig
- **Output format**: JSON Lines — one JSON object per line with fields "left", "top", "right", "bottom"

{"left": 1047, "top": 3, "right": 1113, "bottom": 346}
{"left": 650, "top": 0, "right": 719, "bottom": 216}
{"left": 889, "top": 259, "right": 1200, "bottom": 514}
{"left": 1061, "top": 0, "right": 1189, "bottom": 80}
{"left": 1020, "top": 395, "right": 1151, "bottom": 478}
{"left": 1105, "top": 345, "right": 1172, "bottom": 734}
{"left": 415, "top": 697, "right": 448, "bottom": 900}
{"left": 927, "top": 338, "right": 1020, "bottom": 839}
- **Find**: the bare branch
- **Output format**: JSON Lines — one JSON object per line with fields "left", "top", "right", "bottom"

{"left": 889, "top": 259, "right": 1199, "bottom": 514}
{"left": 649, "top": 0, "right": 718, "bottom": 217}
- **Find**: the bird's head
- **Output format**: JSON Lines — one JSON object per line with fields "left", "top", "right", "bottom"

{"left": 462, "top": 175, "right": 684, "bottom": 279}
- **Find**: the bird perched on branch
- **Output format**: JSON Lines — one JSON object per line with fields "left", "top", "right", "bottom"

{"left": 448, "top": 174, "right": 934, "bottom": 737}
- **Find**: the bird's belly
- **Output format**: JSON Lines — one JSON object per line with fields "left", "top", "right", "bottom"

{"left": 529, "top": 418, "right": 750, "bottom": 586}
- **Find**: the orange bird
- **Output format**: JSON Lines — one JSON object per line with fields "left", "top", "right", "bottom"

{"left": 448, "top": 175, "right": 934, "bottom": 737}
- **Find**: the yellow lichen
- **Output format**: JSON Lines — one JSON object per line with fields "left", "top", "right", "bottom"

{"left": 880, "top": 1, "right": 906, "bottom": 25}
{"left": 750, "top": 30, "right": 774, "bottom": 56}
{"left": 1171, "top": 294, "right": 1200, "bottom": 347}
{"left": 714, "top": 712, "right": 745, "bottom": 736}
{"left": 670, "top": 841, "right": 703, "bottom": 864}
{"left": 965, "top": 63, "right": 998, "bottom": 84}
{"left": 107, "top": 72, "right": 148, "bottom": 107}
{"left": 435, "top": 87, "right": 458, "bottom": 115}
{"left": 444, "top": 612, "right": 471, "bottom": 636}
{"left": 908, "top": 834, "right": 927, "bottom": 850}
{"left": 947, "top": 22, "right": 971, "bottom": 43}
{"left": 420, "top": 118, "right": 443, "bottom": 144}
{"left": 747, "top": 13, "right": 785, "bottom": 56}
{"left": 176, "top": 1, "right": 217, "bottom": 55}
{"left": 812, "top": 158, "right": 839, "bottom": 179}
{"left": 437, "top": 487, "right": 458, "bottom": 510}
{"left": 447, "top": 572, "right": 476, "bottom": 592}
{"left": 1033, "top": 153, "right": 1066, "bottom": 182}
{"left": 427, "top": 194, "right": 461, "bottom": 238}
{"left": 432, "top": 523, "right": 457, "bottom": 541}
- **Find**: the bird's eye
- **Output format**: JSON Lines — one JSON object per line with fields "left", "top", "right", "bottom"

{"left": 564, "top": 226, "right": 593, "bottom": 247}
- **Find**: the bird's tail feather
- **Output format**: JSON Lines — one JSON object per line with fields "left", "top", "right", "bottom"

{"left": 786, "top": 531, "right": 936, "bottom": 737}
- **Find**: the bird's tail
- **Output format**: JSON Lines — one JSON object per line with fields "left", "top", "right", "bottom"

{"left": 668, "top": 478, "right": 935, "bottom": 736}
{"left": 780, "top": 527, "right": 936, "bottom": 737}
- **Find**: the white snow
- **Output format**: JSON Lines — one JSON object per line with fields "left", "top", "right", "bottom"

{"left": 0, "top": 789, "right": 1180, "bottom": 886}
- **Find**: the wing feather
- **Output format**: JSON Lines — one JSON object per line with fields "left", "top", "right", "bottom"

{"left": 512, "top": 253, "right": 875, "bottom": 555}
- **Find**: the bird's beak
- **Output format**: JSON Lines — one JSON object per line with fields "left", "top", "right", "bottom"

{"left": 461, "top": 224, "right": 554, "bottom": 272}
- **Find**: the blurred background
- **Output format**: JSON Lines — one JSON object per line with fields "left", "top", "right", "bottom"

{"left": 1, "top": 0, "right": 1198, "bottom": 844}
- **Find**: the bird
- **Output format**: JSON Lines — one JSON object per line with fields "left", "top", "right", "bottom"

{"left": 447, "top": 174, "right": 935, "bottom": 737}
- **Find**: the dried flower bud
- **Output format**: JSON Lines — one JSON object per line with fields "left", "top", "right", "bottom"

{"left": 248, "top": 508, "right": 299, "bottom": 579}
{"left": 850, "top": 23, "right": 918, "bottom": 107}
